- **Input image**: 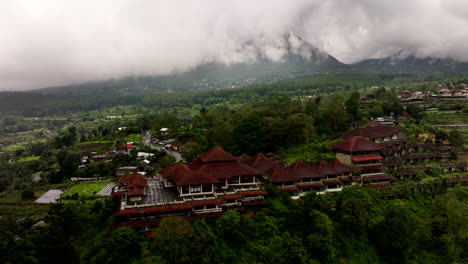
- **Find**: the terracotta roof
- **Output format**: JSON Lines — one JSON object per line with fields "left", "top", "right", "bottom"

{"left": 341, "top": 127, "right": 401, "bottom": 140}
{"left": 279, "top": 186, "right": 299, "bottom": 192}
{"left": 126, "top": 143, "right": 135, "bottom": 148}
{"left": 323, "top": 179, "right": 341, "bottom": 185}
{"left": 239, "top": 190, "right": 268, "bottom": 196}
{"left": 119, "top": 172, "right": 148, "bottom": 188}
{"left": 352, "top": 155, "right": 383, "bottom": 162}
{"left": 237, "top": 154, "right": 252, "bottom": 162}
{"left": 188, "top": 159, "right": 259, "bottom": 179}
{"left": 116, "top": 208, "right": 141, "bottom": 216}
{"left": 197, "top": 147, "right": 237, "bottom": 162}
{"left": 264, "top": 163, "right": 297, "bottom": 183}
{"left": 327, "top": 159, "right": 356, "bottom": 173}
{"left": 363, "top": 174, "right": 393, "bottom": 182}
{"left": 285, "top": 161, "right": 324, "bottom": 179}
{"left": 369, "top": 183, "right": 393, "bottom": 189}
{"left": 297, "top": 182, "right": 326, "bottom": 188}
{"left": 400, "top": 90, "right": 411, "bottom": 94}
{"left": 339, "top": 177, "right": 352, "bottom": 182}
{"left": 242, "top": 200, "right": 266, "bottom": 206}
{"left": 191, "top": 199, "right": 225, "bottom": 207}
{"left": 160, "top": 163, "right": 191, "bottom": 179}
{"left": 243, "top": 153, "right": 277, "bottom": 173}
{"left": 311, "top": 160, "right": 339, "bottom": 176}
{"left": 360, "top": 165, "right": 384, "bottom": 170}
{"left": 220, "top": 194, "right": 243, "bottom": 200}
{"left": 173, "top": 170, "right": 219, "bottom": 186}
{"left": 142, "top": 204, "right": 192, "bottom": 213}
{"left": 127, "top": 187, "right": 144, "bottom": 196}
{"left": 162, "top": 148, "right": 260, "bottom": 186}
{"left": 332, "top": 136, "right": 385, "bottom": 152}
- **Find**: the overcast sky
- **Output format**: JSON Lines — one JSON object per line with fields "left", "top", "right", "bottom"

{"left": 1, "top": 0, "right": 468, "bottom": 91}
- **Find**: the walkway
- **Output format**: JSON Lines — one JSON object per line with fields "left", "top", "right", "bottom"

{"left": 97, "top": 182, "right": 117, "bottom": 196}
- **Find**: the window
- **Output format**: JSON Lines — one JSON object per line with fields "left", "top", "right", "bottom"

{"left": 228, "top": 178, "right": 239, "bottom": 184}
{"left": 240, "top": 175, "right": 254, "bottom": 183}
{"left": 182, "top": 186, "right": 190, "bottom": 194}
{"left": 202, "top": 184, "right": 212, "bottom": 193}
{"left": 190, "top": 186, "right": 201, "bottom": 193}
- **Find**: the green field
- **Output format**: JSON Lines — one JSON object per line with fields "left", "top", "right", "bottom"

{"left": 65, "top": 181, "right": 111, "bottom": 197}
{"left": 17, "top": 156, "right": 41, "bottom": 162}
{"left": 125, "top": 133, "right": 142, "bottom": 145}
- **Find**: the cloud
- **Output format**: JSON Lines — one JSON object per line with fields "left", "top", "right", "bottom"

{"left": 1, "top": 0, "right": 468, "bottom": 90}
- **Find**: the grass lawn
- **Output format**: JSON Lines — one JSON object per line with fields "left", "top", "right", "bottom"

{"left": 65, "top": 141, "right": 113, "bottom": 153}
{"left": 0, "top": 203, "right": 50, "bottom": 220}
{"left": 17, "top": 156, "right": 41, "bottom": 162}
{"left": 65, "top": 181, "right": 111, "bottom": 197}
{"left": 125, "top": 133, "right": 142, "bottom": 145}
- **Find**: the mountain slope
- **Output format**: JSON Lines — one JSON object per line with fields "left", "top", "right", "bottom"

{"left": 37, "top": 33, "right": 344, "bottom": 97}
{"left": 354, "top": 50, "right": 468, "bottom": 73}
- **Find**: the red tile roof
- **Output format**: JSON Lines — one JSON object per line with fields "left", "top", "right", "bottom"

{"left": 323, "top": 179, "right": 341, "bottom": 185}
{"left": 264, "top": 163, "right": 297, "bottom": 183}
{"left": 285, "top": 160, "right": 324, "bottom": 179}
{"left": 297, "top": 182, "right": 326, "bottom": 188}
{"left": 363, "top": 174, "right": 393, "bottom": 182}
{"left": 238, "top": 190, "right": 268, "bottom": 196}
{"left": 126, "top": 143, "right": 135, "bottom": 148}
{"left": 160, "top": 163, "right": 191, "bottom": 178}
{"left": 400, "top": 90, "right": 411, "bottom": 94}
{"left": 360, "top": 165, "right": 384, "bottom": 171}
{"left": 327, "top": 159, "right": 356, "bottom": 173}
{"left": 311, "top": 160, "right": 339, "bottom": 176}
{"left": 237, "top": 154, "right": 252, "bottom": 162}
{"left": 241, "top": 200, "right": 266, "bottom": 206}
{"left": 188, "top": 159, "right": 259, "bottom": 179}
{"left": 368, "top": 183, "right": 393, "bottom": 189}
{"left": 332, "top": 136, "right": 385, "bottom": 152}
{"left": 341, "top": 127, "right": 401, "bottom": 140}
{"left": 279, "top": 186, "right": 299, "bottom": 192}
{"left": 197, "top": 147, "right": 237, "bottom": 162}
{"left": 173, "top": 170, "right": 219, "bottom": 186}
{"left": 119, "top": 172, "right": 148, "bottom": 188}
{"left": 127, "top": 187, "right": 144, "bottom": 196}
{"left": 220, "top": 194, "right": 243, "bottom": 200}
{"left": 116, "top": 208, "right": 141, "bottom": 216}
{"left": 191, "top": 199, "right": 225, "bottom": 207}
{"left": 142, "top": 203, "right": 192, "bottom": 213}
{"left": 243, "top": 153, "right": 277, "bottom": 173}
{"left": 352, "top": 155, "right": 383, "bottom": 162}
{"left": 162, "top": 148, "right": 259, "bottom": 186}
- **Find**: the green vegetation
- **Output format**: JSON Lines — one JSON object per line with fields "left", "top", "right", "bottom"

{"left": 64, "top": 182, "right": 110, "bottom": 197}
{"left": 1, "top": 185, "right": 468, "bottom": 263}
{"left": 1, "top": 72, "right": 468, "bottom": 263}
{"left": 17, "top": 156, "right": 41, "bottom": 162}
{"left": 124, "top": 133, "right": 142, "bottom": 145}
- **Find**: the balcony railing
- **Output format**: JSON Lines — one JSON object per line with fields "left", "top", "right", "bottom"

{"left": 193, "top": 207, "right": 223, "bottom": 214}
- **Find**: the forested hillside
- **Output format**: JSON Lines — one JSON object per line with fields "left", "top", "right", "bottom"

{"left": 2, "top": 185, "right": 468, "bottom": 263}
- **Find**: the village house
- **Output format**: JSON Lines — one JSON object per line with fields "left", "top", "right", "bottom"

{"left": 438, "top": 88, "right": 452, "bottom": 96}
{"left": 160, "top": 127, "right": 170, "bottom": 136}
{"left": 118, "top": 171, "right": 148, "bottom": 204}
{"left": 332, "top": 136, "right": 393, "bottom": 189}
{"left": 341, "top": 123, "right": 401, "bottom": 143}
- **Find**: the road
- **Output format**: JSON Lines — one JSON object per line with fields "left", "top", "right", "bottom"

{"left": 143, "top": 131, "right": 183, "bottom": 162}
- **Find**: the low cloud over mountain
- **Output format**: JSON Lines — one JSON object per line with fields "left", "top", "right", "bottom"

{"left": 1, "top": 0, "right": 468, "bottom": 90}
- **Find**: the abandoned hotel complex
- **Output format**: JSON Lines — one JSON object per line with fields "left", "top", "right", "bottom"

{"left": 113, "top": 123, "right": 468, "bottom": 233}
